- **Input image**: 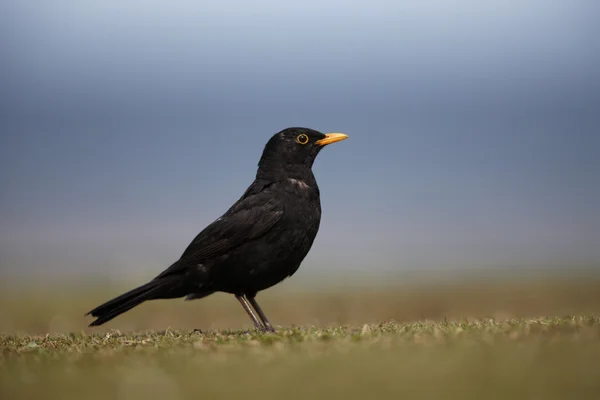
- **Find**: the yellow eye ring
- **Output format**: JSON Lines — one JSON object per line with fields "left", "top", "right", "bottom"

{"left": 296, "top": 134, "right": 309, "bottom": 145}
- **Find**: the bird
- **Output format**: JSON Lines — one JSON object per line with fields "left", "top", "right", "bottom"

{"left": 86, "top": 127, "right": 348, "bottom": 331}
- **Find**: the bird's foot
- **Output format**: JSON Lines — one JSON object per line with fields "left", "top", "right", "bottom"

{"left": 256, "top": 325, "right": 276, "bottom": 333}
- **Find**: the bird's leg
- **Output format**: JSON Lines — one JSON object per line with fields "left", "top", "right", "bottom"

{"left": 235, "top": 295, "right": 266, "bottom": 331}
{"left": 246, "top": 296, "right": 275, "bottom": 332}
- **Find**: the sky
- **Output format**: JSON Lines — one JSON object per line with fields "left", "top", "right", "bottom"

{"left": 1, "top": 1, "right": 599, "bottom": 283}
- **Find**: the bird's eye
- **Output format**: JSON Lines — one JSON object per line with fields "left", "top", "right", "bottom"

{"left": 296, "top": 134, "right": 309, "bottom": 145}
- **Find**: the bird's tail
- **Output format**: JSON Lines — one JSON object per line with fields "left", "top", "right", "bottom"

{"left": 86, "top": 278, "right": 177, "bottom": 327}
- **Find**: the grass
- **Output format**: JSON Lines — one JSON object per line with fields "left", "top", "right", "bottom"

{"left": 2, "top": 317, "right": 600, "bottom": 399}
{"left": 2, "top": 279, "right": 600, "bottom": 399}
{"left": 3, "top": 278, "right": 600, "bottom": 333}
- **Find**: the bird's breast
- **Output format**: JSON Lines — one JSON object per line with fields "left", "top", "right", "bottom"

{"left": 211, "top": 179, "right": 322, "bottom": 294}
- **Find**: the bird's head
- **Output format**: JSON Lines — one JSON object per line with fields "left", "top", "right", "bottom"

{"left": 257, "top": 127, "right": 348, "bottom": 180}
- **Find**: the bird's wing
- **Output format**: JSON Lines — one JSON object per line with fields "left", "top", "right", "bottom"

{"left": 156, "top": 189, "right": 283, "bottom": 278}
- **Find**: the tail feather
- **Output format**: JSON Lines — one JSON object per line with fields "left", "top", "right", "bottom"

{"left": 86, "top": 279, "right": 172, "bottom": 327}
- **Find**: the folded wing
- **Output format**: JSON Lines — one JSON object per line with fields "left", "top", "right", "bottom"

{"left": 156, "top": 190, "right": 283, "bottom": 279}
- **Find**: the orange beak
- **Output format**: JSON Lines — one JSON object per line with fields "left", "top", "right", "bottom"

{"left": 315, "top": 133, "right": 349, "bottom": 146}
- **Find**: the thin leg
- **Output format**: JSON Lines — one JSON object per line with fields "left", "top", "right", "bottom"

{"left": 235, "top": 295, "right": 266, "bottom": 331}
{"left": 247, "top": 296, "right": 275, "bottom": 332}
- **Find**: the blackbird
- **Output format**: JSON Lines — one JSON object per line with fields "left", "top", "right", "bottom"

{"left": 86, "top": 127, "right": 348, "bottom": 331}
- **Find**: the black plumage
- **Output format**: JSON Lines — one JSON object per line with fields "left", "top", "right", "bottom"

{"left": 86, "top": 127, "right": 348, "bottom": 331}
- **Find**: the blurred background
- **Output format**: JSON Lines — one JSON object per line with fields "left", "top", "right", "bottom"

{"left": 1, "top": 0, "right": 599, "bottom": 333}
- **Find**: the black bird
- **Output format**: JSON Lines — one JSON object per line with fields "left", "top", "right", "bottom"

{"left": 86, "top": 127, "right": 348, "bottom": 331}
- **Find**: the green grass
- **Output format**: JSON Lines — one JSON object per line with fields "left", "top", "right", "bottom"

{"left": 2, "top": 279, "right": 600, "bottom": 399}
{"left": 3, "top": 279, "right": 600, "bottom": 333}
{"left": 2, "top": 317, "right": 600, "bottom": 400}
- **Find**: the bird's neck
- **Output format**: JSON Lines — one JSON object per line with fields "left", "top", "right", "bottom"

{"left": 256, "top": 163, "right": 317, "bottom": 187}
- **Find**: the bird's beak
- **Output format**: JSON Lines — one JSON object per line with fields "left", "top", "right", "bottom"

{"left": 315, "top": 133, "right": 349, "bottom": 147}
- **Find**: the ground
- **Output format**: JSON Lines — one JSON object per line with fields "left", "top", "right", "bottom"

{"left": 2, "top": 278, "right": 600, "bottom": 399}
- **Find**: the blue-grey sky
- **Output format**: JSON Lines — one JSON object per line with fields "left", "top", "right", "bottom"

{"left": 1, "top": 1, "right": 599, "bottom": 282}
